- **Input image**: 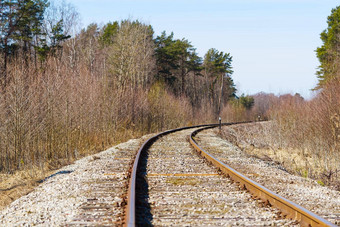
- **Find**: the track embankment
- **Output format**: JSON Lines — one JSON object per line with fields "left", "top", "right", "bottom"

{"left": 0, "top": 136, "right": 150, "bottom": 226}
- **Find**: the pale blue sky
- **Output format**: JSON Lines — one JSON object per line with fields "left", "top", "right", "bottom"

{"left": 67, "top": 0, "right": 339, "bottom": 98}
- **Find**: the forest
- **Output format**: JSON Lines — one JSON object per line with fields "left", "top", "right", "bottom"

{"left": 0, "top": 0, "right": 255, "bottom": 174}
{"left": 0, "top": 0, "right": 340, "bottom": 189}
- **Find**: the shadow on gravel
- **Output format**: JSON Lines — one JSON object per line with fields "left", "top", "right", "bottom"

{"left": 38, "top": 170, "right": 73, "bottom": 183}
{"left": 135, "top": 147, "right": 153, "bottom": 225}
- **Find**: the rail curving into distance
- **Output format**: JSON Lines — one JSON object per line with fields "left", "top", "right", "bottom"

{"left": 190, "top": 126, "right": 336, "bottom": 227}
{"left": 125, "top": 122, "right": 336, "bottom": 227}
{"left": 124, "top": 123, "right": 220, "bottom": 226}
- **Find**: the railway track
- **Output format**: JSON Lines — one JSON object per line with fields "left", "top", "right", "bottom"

{"left": 0, "top": 123, "right": 337, "bottom": 226}
{"left": 125, "top": 123, "right": 337, "bottom": 226}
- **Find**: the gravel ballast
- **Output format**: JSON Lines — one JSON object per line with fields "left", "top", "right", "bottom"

{"left": 136, "top": 128, "right": 297, "bottom": 226}
{"left": 0, "top": 136, "right": 147, "bottom": 226}
{"left": 2, "top": 124, "right": 338, "bottom": 226}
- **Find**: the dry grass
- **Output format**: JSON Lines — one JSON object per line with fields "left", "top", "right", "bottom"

{"left": 259, "top": 79, "right": 340, "bottom": 188}
{"left": 218, "top": 122, "right": 340, "bottom": 189}
{"left": 0, "top": 167, "right": 56, "bottom": 211}
{"left": 166, "top": 177, "right": 201, "bottom": 186}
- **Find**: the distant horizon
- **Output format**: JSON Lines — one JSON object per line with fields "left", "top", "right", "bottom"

{"left": 67, "top": 0, "right": 339, "bottom": 99}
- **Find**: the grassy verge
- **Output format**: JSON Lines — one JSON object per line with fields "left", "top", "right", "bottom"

{"left": 217, "top": 122, "right": 340, "bottom": 190}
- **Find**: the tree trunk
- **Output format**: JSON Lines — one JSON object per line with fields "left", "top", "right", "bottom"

{"left": 181, "top": 57, "right": 185, "bottom": 95}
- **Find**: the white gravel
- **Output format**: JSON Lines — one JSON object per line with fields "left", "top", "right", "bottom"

{"left": 0, "top": 136, "right": 147, "bottom": 226}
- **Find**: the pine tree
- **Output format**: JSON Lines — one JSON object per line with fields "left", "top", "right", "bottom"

{"left": 203, "top": 48, "right": 235, "bottom": 115}
{"left": 316, "top": 5, "right": 340, "bottom": 88}
{"left": 99, "top": 21, "right": 119, "bottom": 47}
{"left": 155, "top": 31, "right": 202, "bottom": 95}
{"left": 0, "top": 0, "right": 49, "bottom": 84}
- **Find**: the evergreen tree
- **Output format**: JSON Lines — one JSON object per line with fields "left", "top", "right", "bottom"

{"left": 154, "top": 31, "right": 177, "bottom": 86}
{"left": 239, "top": 94, "right": 255, "bottom": 110}
{"left": 203, "top": 48, "right": 235, "bottom": 114}
{"left": 0, "top": 0, "right": 49, "bottom": 83}
{"left": 316, "top": 5, "right": 340, "bottom": 88}
{"left": 99, "top": 21, "right": 119, "bottom": 47}
{"left": 155, "top": 31, "right": 202, "bottom": 95}
{"left": 36, "top": 19, "right": 70, "bottom": 60}
{"left": 49, "top": 19, "right": 70, "bottom": 54}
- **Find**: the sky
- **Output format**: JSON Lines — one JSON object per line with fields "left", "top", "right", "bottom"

{"left": 67, "top": 0, "right": 339, "bottom": 98}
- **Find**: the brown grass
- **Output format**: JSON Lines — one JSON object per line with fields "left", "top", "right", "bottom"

{"left": 219, "top": 121, "right": 340, "bottom": 189}
{"left": 0, "top": 167, "right": 56, "bottom": 210}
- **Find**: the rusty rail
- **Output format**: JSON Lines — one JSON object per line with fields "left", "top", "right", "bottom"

{"left": 124, "top": 123, "right": 219, "bottom": 227}
{"left": 125, "top": 122, "right": 336, "bottom": 227}
{"left": 190, "top": 126, "right": 336, "bottom": 227}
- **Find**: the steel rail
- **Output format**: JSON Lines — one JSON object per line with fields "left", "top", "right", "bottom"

{"left": 189, "top": 126, "right": 336, "bottom": 227}
{"left": 124, "top": 123, "right": 220, "bottom": 227}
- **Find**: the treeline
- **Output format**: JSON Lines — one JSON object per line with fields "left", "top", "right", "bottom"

{"left": 0, "top": 0, "right": 255, "bottom": 173}
{"left": 249, "top": 5, "right": 340, "bottom": 181}
{"left": 249, "top": 87, "right": 340, "bottom": 183}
